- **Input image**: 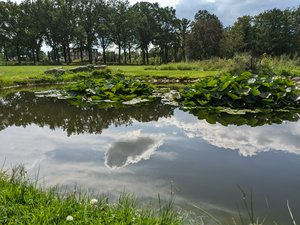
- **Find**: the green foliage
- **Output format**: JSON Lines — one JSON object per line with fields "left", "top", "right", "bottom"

{"left": 0, "top": 166, "right": 184, "bottom": 225}
{"left": 64, "top": 76, "right": 156, "bottom": 104}
{"left": 91, "top": 69, "right": 112, "bottom": 79}
{"left": 177, "top": 72, "right": 300, "bottom": 110}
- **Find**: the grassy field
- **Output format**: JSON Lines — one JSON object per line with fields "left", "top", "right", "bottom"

{"left": 0, "top": 65, "right": 220, "bottom": 88}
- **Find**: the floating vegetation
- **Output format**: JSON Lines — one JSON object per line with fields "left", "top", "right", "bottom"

{"left": 177, "top": 72, "right": 300, "bottom": 110}
{"left": 63, "top": 76, "right": 156, "bottom": 106}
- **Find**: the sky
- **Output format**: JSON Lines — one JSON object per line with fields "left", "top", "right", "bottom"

{"left": 129, "top": 0, "right": 299, "bottom": 26}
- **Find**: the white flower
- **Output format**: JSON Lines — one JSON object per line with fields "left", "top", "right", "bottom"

{"left": 66, "top": 215, "right": 74, "bottom": 221}
{"left": 90, "top": 198, "right": 98, "bottom": 205}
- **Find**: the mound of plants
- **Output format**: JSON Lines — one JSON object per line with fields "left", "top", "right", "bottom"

{"left": 64, "top": 76, "right": 156, "bottom": 104}
{"left": 177, "top": 72, "right": 300, "bottom": 110}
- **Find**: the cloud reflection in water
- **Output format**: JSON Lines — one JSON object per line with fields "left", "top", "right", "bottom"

{"left": 158, "top": 109, "right": 300, "bottom": 157}
{"left": 105, "top": 133, "right": 163, "bottom": 169}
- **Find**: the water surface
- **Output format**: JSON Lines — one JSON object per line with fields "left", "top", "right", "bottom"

{"left": 1, "top": 91, "right": 300, "bottom": 223}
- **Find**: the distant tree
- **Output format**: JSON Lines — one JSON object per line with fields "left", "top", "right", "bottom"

{"left": 220, "top": 16, "right": 253, "bottom": 58}
{"left": 291, "top": 6, "right": 300, "bottom": 54}
{"left": 2, "top": 2, "right": 27, "bottom": 63}
{"left": 95, "top": 1, "right": 112, "bottom": 64}
{"left": 21, "top": 0, "right": 47, "bottom": 64}
{"left": 253, "top": 8, "right": 293, "bottom": 56}
{"left": 0, "top": 1, "right": 9, "bottom": 61}
{"left": 132, "top": 2, "right": 158, "bottom": 64}
{"left": 106, "top": 0, "right": 132, "bottom": 64}
{"left": 75, "top": 0, "right": 99, "bottom": 63}
{"left": 154, "top": 6, "right": 178, "bottom": 64}
{"left": 187, "top": 10, "right": 223, "bottom": 60}
{"left": 178, "top": 18, "right": 190, "bottom": 62}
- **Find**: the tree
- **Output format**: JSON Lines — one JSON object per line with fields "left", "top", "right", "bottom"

{"left": 291, "top": 6, "right": 300, "bottom": 54}
{"left": 253, "top": 8, "right": 293, "bottom": 56}
{"left": 178, "top": 18, "right": 190, "bottom": 62}
{"left": 21, "top": 0, "right": 46, "bottom": 64}
{"left": 153, "top": 6, "right": 178, "bottom": 64}
{"left": 95, "top": 1, "right": 112, "bottom": 64}
{"left": 75, "top": 0, "right": 99, "bottom": 63}
{"left": 132, "top": 2, "right": 158, "bottom": 64}
{"left": 220, "top": 16, "right": 253, "bottom": 58}
{"left": 106, "top": 0, "right": 132, "bottom": 64}
{"left": 187, "top": 10, "right": 223, "bottom": 60}
{"left": 2, "top": 2, "right": 27, "bottom": 63}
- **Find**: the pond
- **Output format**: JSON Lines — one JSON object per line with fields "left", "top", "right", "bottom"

{"left": 0, "top": 90, "right": 300, "bottom": 224}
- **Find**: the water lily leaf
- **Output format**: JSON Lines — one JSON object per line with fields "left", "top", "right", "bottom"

{"left": 219, "top": 80, "right": 232, "bottom": 91}
{"left": 260, "top": 92, "right": 271, "bottom": 98}
{"left": 227, "top": 92, "right": 241, "bottom": 100}
{"left": 197, "top": 99, "right": 209, "bottom": 106}
{"left": 250, "top": 87, "right": 261, "bottom": 96}
{"left": 207, "top": 79, "right": 218, "bottom": 87}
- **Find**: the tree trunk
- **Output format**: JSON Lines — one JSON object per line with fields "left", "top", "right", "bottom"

{"left": 118, "top": 44, "right": 121, "bottom": 64}
{"left": 88, "top": 43, "right": 93, "bottom": 64}
{"left": 32, "top": 48, "right": 36, "bottom": 65}
{"left": 36, "top": 48, "right": 40, "bottom": 62}
{"left": 16, "top": 45, "right": 21, "bottom": 64}
{"left": 63, "top": 45, "right": 67, "bottom": 63}
{"left": 67, "top": 44, "right": 72, "bottom": 63}
{"left": 128, "top": 47, "right": 131, "bottom": 64}
{"left": 47, "top": 51, "right": 51, "bottom": 62}
{"left": 141, "top": 49, "right": 145, "bottom": 65}
{"left": 102, "top": 46, "right": 106, "bottom": 64}
{"left": 146, "top": 48, "right": 149, "bottom": 65}
{"left": 123, "top": 48, "right": 127, "bottom": 64}
{"left": 4, "top": 44, "right": 8, "bottom": 61}
{"left": 80, "top": 42, "right": 84, "bottom": 62}
{"left": 182, "top": 47, "right": 186, "bottom": 62}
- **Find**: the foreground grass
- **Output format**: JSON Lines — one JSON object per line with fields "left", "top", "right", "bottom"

{"left": 0, "top": 167, "right": 184, "bottom": 225}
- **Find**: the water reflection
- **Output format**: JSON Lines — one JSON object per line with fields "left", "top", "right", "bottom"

{"left": 105, "top": 135, "right": 163, "bottom": 169}
{"left": 0, "top": 92, "right": 175, "bottom": 135}
{"left": 159, "top": 109, "right": 300, "bottom": 157}
{"left": 183, "top": 107, "right": 300, "bottom": 126}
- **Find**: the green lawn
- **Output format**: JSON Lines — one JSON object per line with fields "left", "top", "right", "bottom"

{"left": 0, "top": 65, "right": 220, "bottom": 88}
{"left": 109, "top": 65, "right": 220, "bottom": 79}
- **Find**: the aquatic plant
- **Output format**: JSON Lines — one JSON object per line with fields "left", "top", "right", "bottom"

{"left": 64, "top": 76, "right": 156, "bottom": 104}
{"left": 177, "top": 72, "right": 300, "bottom": 110}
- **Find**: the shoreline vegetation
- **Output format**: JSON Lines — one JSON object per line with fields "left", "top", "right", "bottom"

{"left": 1, "top": 55, "right": 300, "bottom": 89}
{"left": 0, "top": 166, "right": 185, "bottom": 225}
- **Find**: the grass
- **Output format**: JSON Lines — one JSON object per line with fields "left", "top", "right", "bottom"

{"left": 0, "top": 65, "right": 219, "bottom": 88}
{"left": 0, "top": 166, "right": 185, "bottom": 225}
{"left": 104, "top": 65, "right": 219, "bottom": 79}
{"left": 1, "top": 54, "right": 300, "bottom": 88}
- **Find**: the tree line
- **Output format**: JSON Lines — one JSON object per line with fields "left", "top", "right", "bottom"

{"left": 0, "top": 0, "right": 299, "bottom": 65}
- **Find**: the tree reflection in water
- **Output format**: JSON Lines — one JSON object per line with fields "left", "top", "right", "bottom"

{"left": 0, "top": 92, "right": 175, "bottom": 136}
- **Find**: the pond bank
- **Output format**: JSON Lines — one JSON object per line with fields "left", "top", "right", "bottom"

{"left": 0, "top": 167, "right": 185, "bottom": 225}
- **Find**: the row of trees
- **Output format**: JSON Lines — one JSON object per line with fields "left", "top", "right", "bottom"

{"left": 0, "top": 0, "right": 299, "bottom": 64}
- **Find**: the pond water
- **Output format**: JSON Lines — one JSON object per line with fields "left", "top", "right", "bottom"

{"left": 1, "top": 91, "right": 300, "bottom": 224}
